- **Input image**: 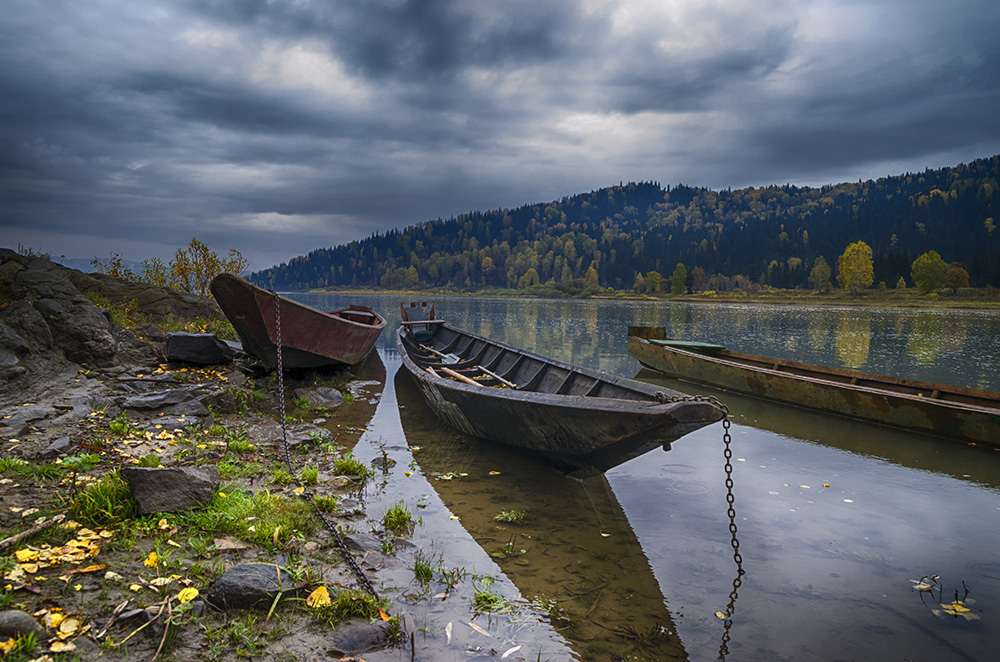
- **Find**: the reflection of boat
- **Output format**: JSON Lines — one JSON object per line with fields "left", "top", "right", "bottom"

{"left": 209, "top": 274, "right": 385, "bottom": 369}
{"left": 627, "top": 326, "right": 1000, "bottom": 448}
{"left": 396, "top": 305, "right": 724, "bottom": 476}
{"left": 635, "top": 368, "right": 1000, "bottom": 487}
{"left": 394, "top": 369, "right": 690, "bottom": 661}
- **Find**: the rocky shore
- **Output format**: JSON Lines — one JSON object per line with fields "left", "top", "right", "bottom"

{"left": 0, "top": 249, "right": 406, "bottom": 661}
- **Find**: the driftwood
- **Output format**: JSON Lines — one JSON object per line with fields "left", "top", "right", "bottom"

{"left": 0, "top": 513, "right": 65, "bottom": 551}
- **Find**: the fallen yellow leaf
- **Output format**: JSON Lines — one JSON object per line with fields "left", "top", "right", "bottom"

{"left": 129, "top": 584, "right": 142, "bottom": 592}
{"left": 15, "top": 549, "right": 39, "bottom": 563}
{"left": 177, "top": 587, "right": 199, "bottom": 603}
{"left": 50, "top": 640, "right": 77, "bottom": 652}
{"left": 144, "top": 552, "right": 158, "bottom": 568}
{"left": 158, "top": 518, "right": 169, "bottom": 530}
{"left": 292, "top": 486, "right": 305, "bottom": 495}
{"left": 306, "top": 585, "right": 331, "bottom": 608}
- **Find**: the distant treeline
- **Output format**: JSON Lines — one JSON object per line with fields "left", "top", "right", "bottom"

{"left": 251, "top": 155, "right": 1000, "bottom": 292}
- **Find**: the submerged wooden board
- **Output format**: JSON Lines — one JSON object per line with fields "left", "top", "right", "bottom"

{"left": 627, "top": 326, "right": 1000, "bottom": 448}
{"left": 396, "top": 309, "right": 724, "bottom": 476}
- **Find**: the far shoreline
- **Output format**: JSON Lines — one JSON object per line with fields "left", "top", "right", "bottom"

{"left": 288, "top": 286, "right": 1000, "bottom": 312}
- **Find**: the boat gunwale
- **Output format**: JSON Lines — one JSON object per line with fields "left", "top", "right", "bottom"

{"left": 396, "top": 325, "right": 704, "bottom": 415}
{"left": 627, "top": 333, "right": 1000, "bottom": 415}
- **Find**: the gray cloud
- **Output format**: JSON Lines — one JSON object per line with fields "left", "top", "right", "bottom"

{"left": 3, "top": 0, "right": 1000, "bottom": 271}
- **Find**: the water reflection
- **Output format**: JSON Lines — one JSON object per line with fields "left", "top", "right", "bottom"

{"left": 834, "top": 311, "right": 871, "bottom": 368}
{"left": 396, "top": 368, "right": 690, "bottom": 661}
{"left": 291, "top": 294, "right": 1000, "bottom": 661}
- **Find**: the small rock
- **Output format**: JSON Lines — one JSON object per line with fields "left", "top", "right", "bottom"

{"left": 345, "top": 380, "right": 381, "bottom": 399}
{"left": 0, "top": 609, "right": 47, "bottom": 639}
{"left": 293, "top": 386, "right": 344, "bottom": 409}
{"left": 332, "top": 618, "right": 393, "bottom": 655}
{"left": 206, "top": 563, "right": 299, "bottom": 610}
{"left": 40, "top": 435, "right": 72, "bottom": 458}
{"left": 165, "top": 332, "right": 234, "bottom": 365}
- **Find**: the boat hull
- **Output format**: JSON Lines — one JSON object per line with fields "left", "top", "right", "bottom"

{"left": 627, "top": 329, "right": 1000, "bottom": 448}
{"left": 396, "top": 321, "right": 722, "bottom": 475}
{"left": 209, "top": 274, "right": 385, "bottom": 369}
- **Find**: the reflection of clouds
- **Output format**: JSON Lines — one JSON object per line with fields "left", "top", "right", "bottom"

{"left": 614, "top": 428, "right": 1000, "bottom": 662}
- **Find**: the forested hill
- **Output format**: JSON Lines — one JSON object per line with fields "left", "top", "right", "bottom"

{"left": 251, "top": 155, "right": 1000, "bottom": 292}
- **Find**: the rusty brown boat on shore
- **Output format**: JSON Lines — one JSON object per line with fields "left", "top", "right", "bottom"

{"left": 396, "top": 304, "right": 724, "bottom": 476}
{"left": 209, "top": 274, "right": 385, "bottom": 369}
{"left": 627, "top": 325, "right": 1000, "bottom": 448}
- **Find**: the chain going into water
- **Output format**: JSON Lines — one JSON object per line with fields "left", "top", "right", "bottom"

{"left": 271, "top": 291, "right": 380, "bottom": 600}
{"left": 656, "top": 392, "right": 744, "bottom": 660}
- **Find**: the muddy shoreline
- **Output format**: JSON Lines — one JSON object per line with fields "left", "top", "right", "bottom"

{"left": 0, "top": 249, "right": 436, "bottom": 661}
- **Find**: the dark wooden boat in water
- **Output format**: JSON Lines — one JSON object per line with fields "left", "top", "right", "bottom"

{"left": 209, "top": 274, "right": 385, "bottom": 369}
{"left": 627, "top": 325, "right": 1000, "bottom": 448}
{"left": 396, "top": 304, "right": 724, "bottom": 475}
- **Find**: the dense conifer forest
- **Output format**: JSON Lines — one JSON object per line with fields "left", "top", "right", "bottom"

{"left": 251, "top": 156, "right": 1000, "bottom": 293}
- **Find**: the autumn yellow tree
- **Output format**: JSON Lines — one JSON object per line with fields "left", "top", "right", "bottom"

{"left": 836, "top": 241, "right": 873, "bottom": 295}
{"left": 93, "top": 237, "right": 248, "bottom": 296}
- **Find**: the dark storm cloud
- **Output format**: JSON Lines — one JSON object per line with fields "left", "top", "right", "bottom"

{"left": 3, "top": 0, "right": 1000, "bottom": 269}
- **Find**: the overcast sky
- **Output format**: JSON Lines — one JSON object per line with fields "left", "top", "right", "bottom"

{"left": 3, "top": 0, "right": 999, "bottom": 271}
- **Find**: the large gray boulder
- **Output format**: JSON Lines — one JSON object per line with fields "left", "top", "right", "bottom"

{"left": 119, "top": 465, "right": 221, "bottom": 515}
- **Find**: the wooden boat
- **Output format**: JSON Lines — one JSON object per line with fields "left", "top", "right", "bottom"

{"left": 627, "top": 325, "right": 1000, "bottom": 448}
{"left": 396, "top": 304, "right": 724, "bottom": 475}
{"left": 394, "top": 368, "right": 689, "bottom": 659}
{"left": 209, "top": 274, "right": 385, "bottom": 369}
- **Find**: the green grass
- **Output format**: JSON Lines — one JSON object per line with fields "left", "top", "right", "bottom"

{"left": 494, "top": 509, "right": 529, "bottom": 524}
{"left": 225, "top": 430, "right": 255, "bottom": 453}
{"left": 67, "top": 471, "right": 139, "bottom": 528}
{"left": 184, "top": 488, "right": 316, "bottom": 550}
{"left": 204, "top": 613, "right": 266, "bottom": 657}
{"left": 471, "top": 576, "right": 515, "bottom": 614}
{"left": 108, "top": 411, "right": 136, "bottom": 438}
{"left": 271, "top": 467, "right": 294, "bottom": 486}
{"left": 413, "top": 550, "right": 434, "bottom": 583}
{"left": 312, "top": 495, "right": 339, "bottom": 512}
{"left": 300, "top": 466, "right": 319, "bottom": 485}
{"left": 381, "top": 501, "right": 412, "bottom": 534}
{"left": 310, "top": 588, "right": 392, "bottom": 626}
{"left": 332, "top": 453, "right": 372, "bottom": 479}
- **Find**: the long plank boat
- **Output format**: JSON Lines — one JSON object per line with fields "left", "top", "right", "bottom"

{"left": 627, "top": 325, "right": 1000, "bottom": 448}
{"left": 396, "top": 304, "right": 724, "bottom": 475}
{"left": 394, "top": 368, "right": 689, "bottom": 660}
{"left": 209, "top": 274, "right": 385, "bottom": 369}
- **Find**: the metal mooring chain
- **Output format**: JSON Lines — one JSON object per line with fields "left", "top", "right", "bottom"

{"left": 656, "top": 392, "right": 744, "bottom": 660}
{"left": 271, "top": 291, "right": 381, "bottom": 600}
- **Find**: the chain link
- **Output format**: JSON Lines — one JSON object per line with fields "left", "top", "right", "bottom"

{"left": 270, "top": 290, "right": 380, "bottom": 600}
{"left": 656, "top": 392, "right": 744, "bottom": 660}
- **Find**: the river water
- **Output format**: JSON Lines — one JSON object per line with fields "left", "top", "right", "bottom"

{"left": 289, "top": 294, "right": 1000, "bottom": 661}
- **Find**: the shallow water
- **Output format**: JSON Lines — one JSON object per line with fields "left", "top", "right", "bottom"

{"left": 290, "top": 294, "right": 1000, "bottom": 661}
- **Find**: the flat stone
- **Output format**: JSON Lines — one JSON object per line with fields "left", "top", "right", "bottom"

{"left": 120, "top": 465, "right": 220, "bottom": 515}
{"left": 165, "top": 332, "right": 234, "bottom": 365}
{"left": 205, "top": 563, "right": 299, "bottom": 610}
